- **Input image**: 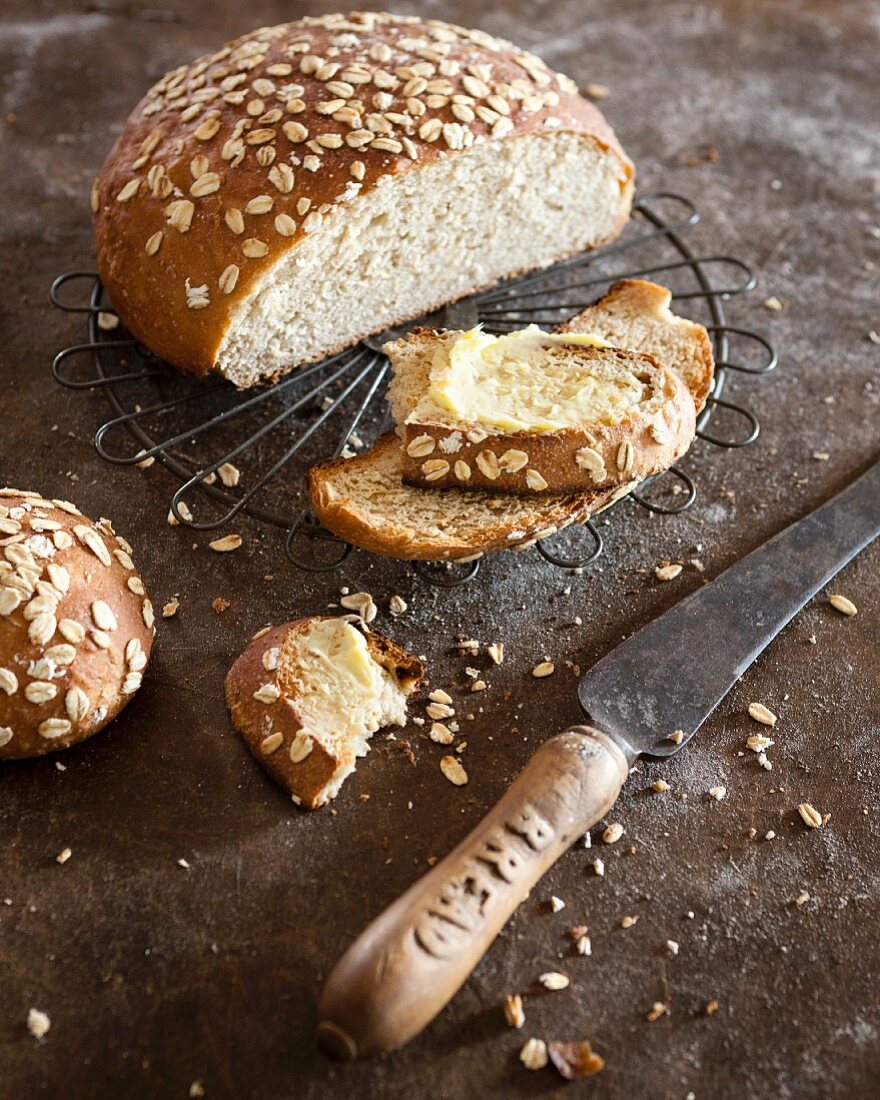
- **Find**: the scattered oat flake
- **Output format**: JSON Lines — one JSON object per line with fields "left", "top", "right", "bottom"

{"left": 748, "top": 702, "right": 777, "bottom": 726}
{"left": 621, "top": 915, "right": 639, "bottom": 929}
{"left": 583, "top": 82, "right": 610, "bottom": 100}
{"left": 797, "top": 802, "right": 824, "bottom": 829}
{"left": 532, "top": 661, "right": 555, "bottom": 678}
{"left": 27, "top": 1008, "right": 51, "bottom": 1039}
{"left": 55, "top": 847, "right": 72, "bottom": 865}
{"left": 389, "top": 595, "right": 407, "bottom": 616}
{"left": 340, "top": 591, "right": 377, "bottom": 623}
{"left": 503, "top": 993, "right": 525, "bottom": 1029}
{"left": 539, "top": 971, "right": 570, "bottom": 991}
{"left": 162, "top": 597, "right": 180, "bottom": 618}
{"left": 646, "top": 1002, "right": 668, "bottom": 1022}
{"left": 655, "top": 562, "right": 682, "bottom": 581}
{"left": 763, "top": 296, "right": 785, "bottom": 311}
{"left": 217, "top": 462, "right": 240, "bottom": 487}
{"left": 827, "top": 593, "right": 857, "bottom": 616}
{"left": 487, "top": 642, "right": 504, "bottom": 665}
{"left": 520, "top": 1037, "right": 548, "bottom": 1070}
{"left": 548, "top": 1038, "right": 605, "bottom": 1080}
{"left": 429, "top": 722, "right": 454, "bottom": 745}
{"left": 209, "top": 534, "right": 242, "bottom": 552}
{"left": 440, "top": 756, "right": 468, "bottom": 786}
{"left": 576, "top": 934, "right": 591, "bottom": 956}
{"left": 429, "top": 688, "right": 453, "bottom": 705}
{"left": 592, "top": 857, "right": 605, "bottom": 876}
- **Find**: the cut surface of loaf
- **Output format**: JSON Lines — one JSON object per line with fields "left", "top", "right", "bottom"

{"left": 93, "top": 12, "right": 633, "bottom": 385}
{"left": 387, "top": 326, "right": 696, "bottom": 493}
{"left": 561, "top": 279, "right": 714, "bottom": 412}
{"left": 309, "top": 433, "right": 630, "bottom": 560}
{"left": 225, "top": 616, "right": 423, "bottom": 808}
{"left": 312, "top": 281, "right": 713, "bottom": 560}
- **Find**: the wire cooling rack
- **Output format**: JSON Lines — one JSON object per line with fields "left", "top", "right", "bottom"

{"left": 51, "top": 192, "right": 777, "bottom": 586}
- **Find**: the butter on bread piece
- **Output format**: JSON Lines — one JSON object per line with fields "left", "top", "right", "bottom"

{"left": 310, "top": 281, "right": 712, "bottom": 561}
{"left": 387, "top": 327, "right": 696, "bottom": 495}
{"left": 309, "top": 433, "right": 630, "bottom": 560}
{"left": 560, "top": 279, "right": 714, "bottom": 412}
{"left": 225, "top": 617, "right": 423, "bottom": 809}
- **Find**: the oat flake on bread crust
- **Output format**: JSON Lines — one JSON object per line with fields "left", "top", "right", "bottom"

{"left": 93, "top": 11, "right": 633, "bottom": 385}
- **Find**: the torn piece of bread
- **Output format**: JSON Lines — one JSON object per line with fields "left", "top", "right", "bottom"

{"left": 560, "top": 279, "right": 714, "bottom": 411}
{"left": 93, "top": 13, "right": 633, "bottom": 385}
{"left": 309, "top": 433, "right": 631, "bottom": 560}
{"left": 225, "top": 617, "right": 423, "bottom": 808}
{"left": 386, "top": 327, "right": 696, "bottom": 494}
{"left": 311, "top": 280, "right": 712, "bottom": 561}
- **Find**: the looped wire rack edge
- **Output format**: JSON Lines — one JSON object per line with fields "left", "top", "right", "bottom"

{"left": 50, "top": 191, "right": 778, "bottom": 587}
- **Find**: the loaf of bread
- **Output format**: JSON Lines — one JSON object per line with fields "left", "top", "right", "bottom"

{"left": 92, "top": 12, "right": 633, "bottom": 386}
{"left": 310, "top": 281, "right": 713, "bottom": 559}
{"left": 225, "top": 616, "right": 423, "bottom": 808}
{"left": 387, "top": 327, "right": 695, "bottom": 494}
{"left": 0, "top": 490, "right": 154, "bottom": 759}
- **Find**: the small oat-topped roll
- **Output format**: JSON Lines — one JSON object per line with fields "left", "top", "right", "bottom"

{"left": 0, "top": 490, "right": 154, "bottom": 760}
{"left": 92, "top": 11, "right": 633, "bottom": 385}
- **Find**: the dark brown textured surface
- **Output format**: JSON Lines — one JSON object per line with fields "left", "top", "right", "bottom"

{"left": 1, "top": 2, "right": 878, "bottom": 1098}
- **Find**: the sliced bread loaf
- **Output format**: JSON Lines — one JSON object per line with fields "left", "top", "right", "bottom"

{"left": 309, "top": 281, "right": 713, "bottom": 560}
{"left": 225, "top": 616, "right": 423, "bottom": 808}
{"left": 386, "top": 327, "right": 695, "bottom": 494}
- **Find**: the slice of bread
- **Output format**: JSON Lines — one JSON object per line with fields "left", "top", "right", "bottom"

{"left": 225, "top": 617, "right": 423, "bottom": 809}
{"left": 310, "top": 281, "right": 713, "bottom": 561}
{"left": 309, "top": 433, "right": 631, "bottom": 560}
{"left": 386, "top": 328, "right": 696, "bottom": 494}
{"left": 560, "top": 279, "right": 714, "bottom": 412}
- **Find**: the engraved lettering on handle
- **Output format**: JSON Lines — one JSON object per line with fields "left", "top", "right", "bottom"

{"left": 413, "top": 801, "right": 554, "bottom": 959}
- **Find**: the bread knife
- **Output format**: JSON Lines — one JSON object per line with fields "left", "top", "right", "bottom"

{"left": 317, "top": 455, "right": 880, "bottom": 1060}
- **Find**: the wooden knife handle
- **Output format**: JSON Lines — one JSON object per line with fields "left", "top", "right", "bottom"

{"left": 317, "top": 726, "right": 630, "bottom": 1059}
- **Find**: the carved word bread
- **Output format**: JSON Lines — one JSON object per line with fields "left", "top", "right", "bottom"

{"left": 387, "top": 325, "right": 696, "bottom": 494}
{"left": 92, "top": 11, "right": 633, "bottom": 385}
{"left": 225, "top": 616, "right": 423, "bottom": 808}
{"left": 309, "top": 280, "right": 714, "bottom": 560}
{"left": 0, "top": 490, "right": 154, "bottom": 759}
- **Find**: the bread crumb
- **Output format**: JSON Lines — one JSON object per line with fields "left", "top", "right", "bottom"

{"left": 212, "top": 596, "right": 230, "bottom": 613}
{"left": 162, "top": 596, "right": 180, "bottom": 618}
{"left": 602, "top": 822, "right": 624, "bottom": 844}
{"left": 548, "top": 1038, "right": 605, "bottom": 1079}
{"left": 583, "top": 82, "right": 610, "bottom": 100}
{"left": 218, "top": 462, "right": 240, "bottom": 487}
{"left": 189, "top": 1081, "right": 206, "bottom": 1098}
{"left": 668, "top": 729, "right": 684, "bottom": 744}
{"left": 487, "top": 642, "right": 504, "bottom": 665}
{"left": 549, "top": 895, "right": 565, "bottom": 913}
{"left": 655, "top": 563, "right": 682, "bottom": 581}
{"left": 27, "top": 1008, "right": 51, "bottom": 1039}
{"left": 763, "top": 296, "right": 785, "bottom": 311}
{"left": 651, "top": 779, "right": 670, "bottom": 793}
{"left": 620, "top": 915, "right": 638, "bottom": 929}
{"left": 55, "top": 847, "right": 72, "bottom": 865}
{"left": 539, "top": 971, "right": 570, "bottom": 991}
{"left": 389, "top": 595, "right": 407, "bottom": 616}
{"left": 666, "top": 939, "right": 680, "bottom": 955}
{"left": 592, "top": 857, "right": 605, "bottom": 876}
{"left": 646, "top": 1001, "right": 668, "bottom": 1022}
{"left": 709, "top": 785, "right": 727, "bottom": 801}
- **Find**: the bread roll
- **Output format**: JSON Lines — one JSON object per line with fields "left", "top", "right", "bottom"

{"left": 225, "top": 616, "right": 423, "bottom": 808}
{"left": 92, "top": 12, "right": 633, "bottom": 386}
{"left": 0, "top": 490, "right": 154, "bottom": 759}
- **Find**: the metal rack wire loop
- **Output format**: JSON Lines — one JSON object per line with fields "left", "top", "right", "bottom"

{"left": 51, "top": 190, "right": 776, "bottom": 586}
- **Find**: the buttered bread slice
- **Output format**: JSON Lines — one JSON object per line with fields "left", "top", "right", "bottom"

{"left": 387, "top": 326, "right": 696, "bottom": 494}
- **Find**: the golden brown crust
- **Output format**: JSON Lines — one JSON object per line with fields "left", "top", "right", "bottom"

{"left": 92, "top": 12, "right": 633, "bottom": 376}
{"left": 0, "top": 491, "right": 154, "bottom": 760}
{"left": 224, "top": 617, "right": 423, "bottom": 808}
{"left": 562, "top": 280, "right": 715, "bottom": 412}
{"left": 309, "top": 433, "right": 629, "bottom": 560}
{"left": 395, "top": 343, "right": 696, "bottom": 494}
